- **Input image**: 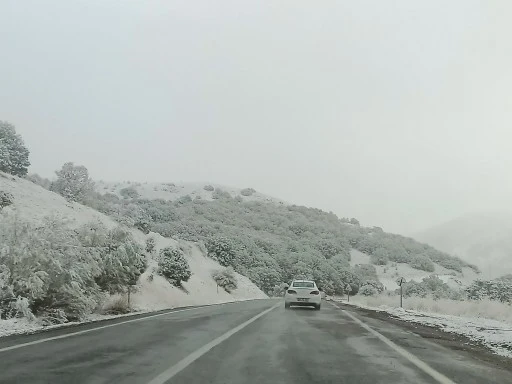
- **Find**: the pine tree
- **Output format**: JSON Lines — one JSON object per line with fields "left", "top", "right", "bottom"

{"left": 0, "top": 121, "right": 30, "bottom": 177}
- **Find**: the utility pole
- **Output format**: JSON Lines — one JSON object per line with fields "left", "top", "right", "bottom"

{"left": 396, "top": 277, "right": 405, "bottom": 308}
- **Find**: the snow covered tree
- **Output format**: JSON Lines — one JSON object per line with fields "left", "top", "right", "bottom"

{"left": 0, "top": 121, "right": 30, "bottom": 177}
{"left": 158, "top": 247, "right": 192, "bottom": 287}
{"left": 51, "top": 162, "right": 94, "bottom": 203}
{"left": 359, "top": 284, "right": 378, "bottom": 296}
{"left": 410, "top": 255, "right": 435, "bottom": 272}
{"left": 206, "top": 236, "right": 236, "bottom": 266}
{"left": 95, "top": 227, "right": 147, "bottom": 293}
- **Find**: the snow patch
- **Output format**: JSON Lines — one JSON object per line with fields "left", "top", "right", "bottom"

{"left": 335, "top": 297, "right": 512, "bottom": 358}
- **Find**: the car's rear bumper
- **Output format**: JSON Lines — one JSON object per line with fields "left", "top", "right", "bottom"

{"left": 287, "top": 301, "right": 320, "bottom": 307}
{"left": 285, "top": 296, "right": 321, "bottom": 306}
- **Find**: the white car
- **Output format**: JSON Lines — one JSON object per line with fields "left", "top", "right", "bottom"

{"left": 284, "top": 280, "right": 322, "bottom": 310}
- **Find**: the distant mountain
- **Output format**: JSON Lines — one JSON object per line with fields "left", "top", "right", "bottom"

{"left": 413, "top": 213, "right": 512, "bottom": 278}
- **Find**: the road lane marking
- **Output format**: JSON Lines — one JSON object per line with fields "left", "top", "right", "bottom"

{"left": 0, "top": 301, "right": 263, "bottom": 353}
{"left": 330, "top": 302, "right": 457, "bottom": 384}
{"left": 146, "top": 302, "right": 280, "bottom": 384}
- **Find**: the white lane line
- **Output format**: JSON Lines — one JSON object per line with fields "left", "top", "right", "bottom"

{"left": 0, "top": 301, "right": 246, "bottom": 353}
{"left": 147, "top": 302, "right": 280, "bottom": 384}
{"left": 330, "top": 302, "right": 457, "bottom": 384}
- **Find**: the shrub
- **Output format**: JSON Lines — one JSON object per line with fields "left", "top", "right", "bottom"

{"left": 158, "top": 247, "right": 192, "bottom": 287}
{"left": 120, "top": 186, "right": 139, "bottom": 199}
{"left": 212, "top": 189, "right": 231, "bottom": 200}
{"left": 410, "top": 255, "right": 435, "bottom": 272}
{"left": 146, "top": 237, "right": 156, "bottom": 254}
{"left": 465, "top": 279, "right": 512, "bottom": 303}
{"left": 370, "top": 249, "right": 388, "bottom": 265}
{"left": 240, "top": 188, "right": 256, "bottom": 196}
{"left": 360, "top": 279, "right": 384, "bottom": 295}
{"left": 203, "top": 185, "right": 214, "bottom": 191}
{"left": 0, "top": 191, "right": 13, "bottom": 210}
{"left": 0, "top": 121, "right": 31, "bottom": 177}
{"left": 205, "top": 237, "right": 236, "bottom": 266}
{"left": 94, "top": 227, "right": 147, "bottom": 294}
{"left": 0, "top": 216, "right": 103, "bottom": 320}
{"left": 100, "top": 296, "right": 131, "bottom": 315}
{"left": 212, "top": 267, "right": 238, "bottom": 293}
{"left": 360, "top": 284, "right": 378, "bottom": 296}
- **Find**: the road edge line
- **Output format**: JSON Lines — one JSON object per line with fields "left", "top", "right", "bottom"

{"left": 0, "top": 299, "right": 269, "bottom": 353}
{"left": 146, "top": 302, "right": 280, "bottom": 384}
{"left": 330, "top": 302, "right": 457, "bottom": 384}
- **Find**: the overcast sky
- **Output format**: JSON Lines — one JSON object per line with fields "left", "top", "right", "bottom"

{"left": 1, "top": 1, "right": 511, "bottom": 234}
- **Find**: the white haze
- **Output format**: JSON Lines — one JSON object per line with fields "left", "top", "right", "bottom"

{"left": 1, "top": 0, "right": 512, "bottom": 234}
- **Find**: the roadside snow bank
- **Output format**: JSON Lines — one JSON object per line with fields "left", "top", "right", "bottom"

{"left": 333, "top": 297, "right": 512, "bottom": 358}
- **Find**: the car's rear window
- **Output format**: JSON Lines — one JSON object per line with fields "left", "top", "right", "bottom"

{"left": 292, "top": 281, "right": 315, "bottom": 288}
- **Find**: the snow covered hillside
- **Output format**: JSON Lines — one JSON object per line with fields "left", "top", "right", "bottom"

{"left": 0, "top": 172, "right": 266, "bottom": 318}
{"left": 95, "top": 180, "right": 285, "bottom": 205}
{"left": 413, "top": 213, "right": 512, "bottom": 278}
{"left": 350, "top": 249, "right": 479, "bottom": 291}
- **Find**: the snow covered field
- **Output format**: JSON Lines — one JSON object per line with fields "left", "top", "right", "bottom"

{"left": 336, "top": 295, "right": 512, "bottom": 358}
{"left": 95, "top": 180, "right": 285, "bottom": 205}
{"left": 350, "top": 249, "right": 479, "bottom": 291}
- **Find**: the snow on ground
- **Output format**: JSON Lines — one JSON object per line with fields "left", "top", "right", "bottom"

{"left": 350, "top": 249, "right": 478, "bottom": 291}
{"left": 95, "top": 180, "right": 285, "bottom": 205}
{"left": 334, "top": 296, "right": 512, "bottom": 358}
{"left": 130, "top": 237, "right": 267, "bottom": 311}
{"left": 0, "top": 173, "right": 267, "bottom": 337}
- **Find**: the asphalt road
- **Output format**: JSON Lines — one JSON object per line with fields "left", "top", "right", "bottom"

{"left": 0, "top": 299, "right": 511, "bottom": 384}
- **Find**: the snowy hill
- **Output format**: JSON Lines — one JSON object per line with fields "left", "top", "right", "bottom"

{"left": 95, "top": 180, "right": 285, "bottom": 205}
{"left": 350, "top": 249, "right": 479, "bottom": 291}
{"left": 0, "top": 172, "right": 267, "bottom": 313}
{"left": 413, "top": 213, "right": 512, "bottom": 278}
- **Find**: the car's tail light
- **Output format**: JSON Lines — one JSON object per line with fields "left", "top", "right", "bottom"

{"left": 310, "top": 290, "right": 319, "bottom": 295}
{"left": 287, "top": 289, "right": 297, "bottom": 294}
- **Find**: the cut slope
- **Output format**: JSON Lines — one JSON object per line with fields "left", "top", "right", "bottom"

{"left": 414, "top": 213, "right": 512, "bottom": 278}
{"left": 0, "top": 172, "right": 266, "bottom": 311}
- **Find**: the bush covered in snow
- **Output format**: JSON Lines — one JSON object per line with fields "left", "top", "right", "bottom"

{"left": 370, "top": 249, "right": 389, "bottom": 265}
{"left": 410, "top": 255, "right": 435, "bottom": 272}
{"left": 157, "top": 247, "right": 192, "bottom": 287}
{"left": 212, "top": 188, "right": 231, "bottom": 200}
{"left": 401, "top": 275, "right": 460, "bottom": 300}
{"left": 359, "top": 284, "right": 378, "bottom": 296}
{"left": 0, "top": 216, "right": 147, "bottom": 322}
{"left": 212, "top": 267, "right": 238, "bottom": 293}
{"left": 0, "top": 121, "right": 31, "bottom": 177}
{"left": 120, "top": 186, "right": 139, "bottom": 199}
{"left": 0, "top": 191, "right": 13, "bottom": 210}
{"left": 51, "top": 162, "right": 95, "bottom": 203}
{"left": 205, "top": 237, "right": 237, "bottom": 267}
{"left": 359, "top": 280, "right": 384, "bottom": 296}
{"left": 465, "top": 279, "right": 512, "bottom": 303}
{"left": 240, "top": 188, "right": 256, "bottom": 196}
{"left": 146, "top": 237, "right": 156, "bottom": 254}
{"left": 203, "top": 185, "right": 214, "bottom": 191}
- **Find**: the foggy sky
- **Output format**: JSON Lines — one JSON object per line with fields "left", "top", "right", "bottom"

{"left": 1, "top": 0, "right": 512, "bottom": 234}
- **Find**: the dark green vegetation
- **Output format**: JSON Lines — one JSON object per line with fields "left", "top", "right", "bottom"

{"left": 87, "top": 190, "right": 477, "bottom": 295}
